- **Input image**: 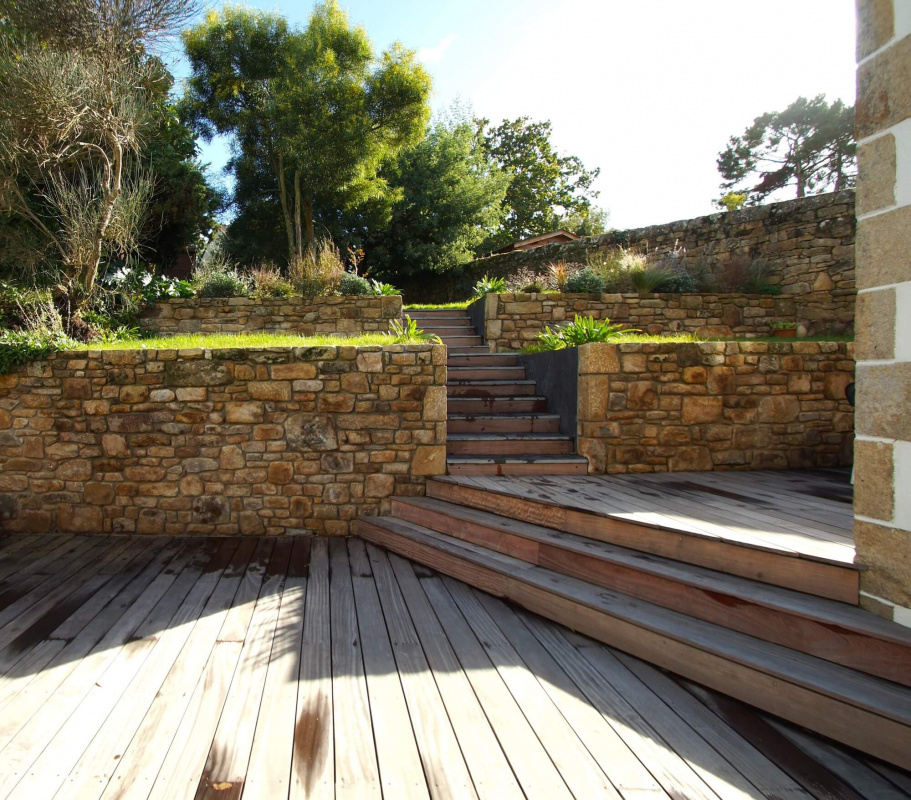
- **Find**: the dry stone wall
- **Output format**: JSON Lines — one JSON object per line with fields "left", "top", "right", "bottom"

{"left": 575, "top": 341, "right": 855, "bottom": 474}
{"left": 481, "top": 289, "right": 851, "bottom": 351}
{"left": 139, "top": 295, "right": 402, "bottom": 337}
{"left": 0, "top": 344, "right": 447, "bottom": 536}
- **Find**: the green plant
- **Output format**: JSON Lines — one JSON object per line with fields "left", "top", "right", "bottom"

{"left": 251, "top": 265, "right": 294, "bottom": 298}
{"left": 386, "top": 315, "right": 441, "bottom": 343}
{"left": 192, "top": 260, "right": 250, "bottom": 298}
{"left": 564, "top": 268, "right": 604, "bottom": 294}
{"left": 717, "top": 192, "right": 747, "bottom": 212}
{"left": 368, "top": 279, "right": 400, "bottom": 296}
{"left": 0, "top": 328, "right": 78, "bottom": 374}
{"left": 533, "top": 315, "right": 634, "bottom": 350}
{"left": 507, "top": 267, "right": 550, "bottom": 294}
{"left": 289, "top": 239, "right": 346, "bottom": 296}
{"left": 771, "top": 321, "right": 798, "bottom": 330}
{"left": 630, "top": 265, "right": 674, "bottom": 296}
{"left": 336, "top": 273, "right": 371, "bottom": 296}
{"left": 742, "top": 259, "right": 781, "bottom": 294}
{"left": 548, "top": 261, "right": 571, "bottom": 291}
{"left": 473, "top": 274, "right": 507, "bottom": 297}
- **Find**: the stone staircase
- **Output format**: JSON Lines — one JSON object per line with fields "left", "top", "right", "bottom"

{"left": 356, "top": 475, "right": 911, "bottom": 769}
{"left": 407, "top": 308, "right": 588, "bottom": 476}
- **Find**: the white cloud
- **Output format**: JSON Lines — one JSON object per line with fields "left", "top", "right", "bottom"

{"left": 419, "top": 34, "right": 456, "bottom": 65}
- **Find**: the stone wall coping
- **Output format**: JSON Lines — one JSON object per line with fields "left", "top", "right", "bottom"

{"left": 491, "top": 291, "right": 790, "bottom": 304}
{"left": 150, "top": 294, "right": 401, "bottom": 308}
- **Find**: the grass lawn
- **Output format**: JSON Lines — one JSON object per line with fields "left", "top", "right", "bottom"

{"left": 76, "top": 332, "right": 430, "bottom": 351}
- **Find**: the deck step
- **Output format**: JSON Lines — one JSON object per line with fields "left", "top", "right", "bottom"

{"left": 446, "top": 455, "right": 589, "bottom": 476}
{"left": 448, "top": 366, "right": 527, "bottom": 381}
{"left": 427, "top": 477, "right": 860, "bottom": 603}
{"left": 390, "top": 496, "right": 911, "bottom": 687}
{"left": 447, "top": 354, "right": 519, "bottom": 367}
{"left": 445, "top": 346, "right": 492, "bottom": 356}
{"left": 447, "top": 414, "right": 561, "bottom": 434}
{"left": 447, "top": 433, "right": 574, "bottom": 456}
{"left": 355, "top": 516, "right": 911, "bottom": 769}
{"left": 437, "top": 335, "right": 484, "bottom": 346}
{"left": 405, "top": 310, "right": 471, "bottom": 319}
{"left": 447, "top": 396, "right": 549, "bottom": 414}
{"left": 447, "top": 380, "right": 539, "bottom": 397}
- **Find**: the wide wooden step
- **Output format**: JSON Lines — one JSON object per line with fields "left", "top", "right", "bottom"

{"left": 447, "top": 380, "right": 539, "bottom": 397}
{"left": 445, "top": 345, "right": 492, "bottom": 356}
{"left": 437, "top": 335, "right": 484, "bottom": 346}
{"left": 422, "top": 325, "right": 476, "bottom": 336}
{"left": 447, "top": 354, "right": 519, "bottom": 367}
{"left": 355, "top": 517, "right": 911, "bottom": 769}
{"left": 447, "top": 396, "right": 549, "bottom": 414}
{"left": 448, "top": 366, "right": 526, "bottom": 381}
{"left": 391, "top": 496, "right": 911, "bottom": 686}
{"left": 446, "top": 455, "right": 589, "bottom": 476}
{"left": 447, "top": 414, "right": 561, "bottom": 434}
{"left": 447, "top": 433, "right": 574, "bottom": 456}
{"left": 405, "top": 310, "right": 471, "bottom": 319}
{"left": 427, "top": 478, "right": 859, "bottom": 603}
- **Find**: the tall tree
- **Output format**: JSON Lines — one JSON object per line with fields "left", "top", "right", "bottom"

{"left": 182, "top": 2, "right": 432, "bottom": 263}
{"left": 716, "top": 94, "right": 856, "bottom": 206}
{"left": 478, "top": 116, "right": 601, "bottom": 250}
{"left": 366, "top": 118, "right": 507, "bottom": 277}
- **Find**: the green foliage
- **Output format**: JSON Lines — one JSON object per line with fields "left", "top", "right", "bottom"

{"left": 192, "top": 261, "right": 250, "bottom": 298}
{"left": 741, "top": 260, "right": 780, "bottom": 294}
{"left": 337, "top": 273, "right": 372, "bottom": 296}
{"left": 473, "top": 274, "right": 507, "bottom": 297}
{"left": 183, "top": 2, "right": 432, "bottom": 263}
{"left": 564, "top": 268, "right": 605, "bottom": 294}
{"left": 366, "top": 114, "right": 508, "bottom": 277}
{"left": 533, "top": 315, "right": 633, "bottom": 351}
{"left": 478, "top": 116, "right": 601, "bottom": 250}
{"left": 288, "top": 239, "right": 345, "bottom": 296}
{"left": 386, "top": 315, "right": 440, "bottom": 343}
{"left": 630, "top": 265, "right": 675, "bottom": 296}
{"left": 717, "top": 94, "right": 856, "bottom": 204}
{"left": 0, "top": 328, "right": 77, "bottom": 375}
{"left": 771, "top": 321, "right": 798, "bottom": 330}
{"left": 368, "top": 279, "right": 399, "bottom": 296}
{"left": 250, "top": 266, "right": 294, "bottom": 298}
{"left": 716, "top": 192, "right": 747, "bottom": 212}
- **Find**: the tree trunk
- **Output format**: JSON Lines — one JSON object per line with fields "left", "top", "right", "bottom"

{"left": 294, "top": 170, "right": 303, "bottom": 258}
{"left": 276, "top": 153, "right": 296, "bottom": 262}
{"left": 81, "top": 139, "right": 124, "bottom": 305}
{"left": 304, "top": 196, "right": 314, "bottom": 254}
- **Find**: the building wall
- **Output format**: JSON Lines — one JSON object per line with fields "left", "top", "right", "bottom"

{"left": 853, "top": 0, "right": 911, "bottom": 625}
{"left": 139, "top": 295, "right": 403, "bottom": 337}
{"left": 575, "top": 341, "right": 855, "bottom": 475}
{"left": 0, "top": 345, "right": 447, "bottom": 536}
{"left": 479, "top": 290, "right": 852, "bottom": 351}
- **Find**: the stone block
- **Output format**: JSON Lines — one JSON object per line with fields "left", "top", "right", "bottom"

{"left": 856, "top": 34, "right": 911, "bottom": 139}
{"left": 268, "top": 461, "right": 295, "bottom": 484}
{"left": 193, "top": 496, "right": 231, "bottom": 524}
{"left": 855, "top": 519, "right": 911, "bottom": 609}
{"left": 579, "top": 375, "right": 609, "bottom": 420}
{"left": 620, "top": 353, "right": 647, "bottom": 373}
{"left": 84, "top": 483, "right": 115, "bottom": 505}
{"left": 627, "top": 381, "right": 658, "bottom": 410}
{"left": 681, "top": 396, "right": 723, "bottom": 424}
{"left": 220, "top": 445, "right": 246, "bottom": 470}
{"left": 120, "top": 385, "right": 149, "bottom": 404}
{"left": 285, "top": 413, "right": 338, "bottom": 451}
{"left": 317, "top": 393, "right": 355, "bottom": 413}
{"left": 857, "top": 0, "right": 894, "bottom": 60}
{"left": 271, "top": 363, "right": 317, "bottom": 380}
{"left": 856, "top": 363, "right": 911, "bottom": 440}
{"left": 854, "top": 439, "right": 894, "bottom": 520}
{"left": 757, "top": 395, "right": 800, "bottom": 423}
{"left": 165, "top": 359, "right": 232, "bottom": 387}
{"left": 63, "top": 378, "right": 91, "bottom": 399}
{"left": 855, "top": 288, "right": 895, "bottom": 361}
{"left": 57, "top": 504, "right": 103, "bottom": 533}
{"left": 422, "top": 385, "right": 448, "bottom": 422}
{"left": 239, "top": 511, "right": 265, "bottom": 535}
{"left": 356, "top": 351, "right": 383, "bottom": 372}
{"left": 226, "top": 402, "right": 264, "bottom": 424}
{"left": 669, "top": 446, "right": 714, "bottom": 472}
{"left": 365, "top": 474, "right": 395, "bottom": 498}
{"left": 857, "top": 205, "right": 911, "bottom": 289}
{"left": 321, "top": 451, "right": 354, "bottom": 473}
{"left": 411, "top": 445, "right": 446, "bottom": 475}
{"left": 857, "top": 134, "right": 896, "bottom": 216}
{"left": 340, "top": 372, "right": 370, "bottom": 393}
{"left": 578, "top": 344, "right": 620, "bottom": 374}
{"left": 249, "top": 381, "right": 291, "bottom": 401}
{"left": 102, "top": 434, "right": 129, "bottom": 458}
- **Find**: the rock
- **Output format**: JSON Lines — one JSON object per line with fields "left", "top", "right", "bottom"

{"left": 225, "top": 402, "right": 264, "bottom": 424}
{"left": 411, "top": 445, "right": 446, "bottom": 475}
{"left": 285, "top": 413, "right": 338, "bottom": 452}
{"left": 192, "top": 495, "right": 231, "bottom": 524}
{"left": 681, "top": 396, "right": 723, "bottom": 424}
{"left": 58, "top": 504, "right": 103, "bottom": 533}
{"left": 165, "top": 359, "right": 232, "bottom": 387}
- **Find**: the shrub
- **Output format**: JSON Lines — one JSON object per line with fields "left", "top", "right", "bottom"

{"left": 564, "top": 268, "right": 605, "bottom": 294}
{"left": 289, "top": 239, "right": 345, "bottom": 296}
{"left": 534, "top": 315, "right": 634, "bottom": 350}
{"left": 192, "top": 260, "right": 250, "bottom": 298}
{"left": 742, "top": 259, "right": 781, "bottom": 294}
{"left": 548, "top": 261, "right": 570, "bottom": 291}
{"left": 337, "top": 273, "right": 371, "bottom": 295}
{"left": 368, "top": 279, "right": 399, "bottom": 296}
{"left": 386, "top": 315, "right": 441, "bottom": 343}
{"left": 0, "top": 296, "right": 79, "bottom": 373}
{"left": 473, "top": 274, "right": 508, "bottom": 297}
{"left": 507, "top": 267, "right": 550, "bottom": 294}
{"left": 251, "top": 265, "right": 294, "bottom": 298}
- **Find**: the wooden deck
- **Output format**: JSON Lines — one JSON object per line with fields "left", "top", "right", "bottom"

{"left": 0, "top": 531, "right": 909, "bottom": 799}
{"left": 437, "top": 467, "right": 856, "bottom": 566}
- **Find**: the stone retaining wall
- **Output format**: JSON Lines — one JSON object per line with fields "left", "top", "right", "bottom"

{"left": 139, "top": 295, "right": 403, "bottom": 337}
{"left": 479, "top": 290, "right": 853, "bottom": 351}
{"left": 575, "top": 341, "right": 855, "bottom": 474}
{"left": 0, "top": 344, "right": 446, "bottom": 536}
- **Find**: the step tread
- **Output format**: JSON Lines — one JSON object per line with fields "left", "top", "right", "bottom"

{"left": 447, "top": 380, "right": 537, "bottom": 386}
{"left": 446, "top": 455, "right": 588, "bottom": 464}
{"left": 447, "top": 413, "right": 561, "bottom": 420}
{"left": 447, "top": 433, "right": 572, "bottom": 441}
{"left": 393, "top": 497, "right": 911, "bottom": 649}
{"left": 359, "top": 516, "right": 911, "bottom": 725}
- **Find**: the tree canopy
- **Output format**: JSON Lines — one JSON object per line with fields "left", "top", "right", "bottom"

{"left": 182, "top": 1, "right": 432, "bottom": 262}
{"left": 478, "top": 116, "right": 603, "bottom": 250}
{"left": 716, "top": 95, "right": 856, "bottom": 206}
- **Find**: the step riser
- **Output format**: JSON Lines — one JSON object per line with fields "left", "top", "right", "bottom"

{"left": 438, "top": 336, "right": 485, "bottom": 346}
{"left": 447, "top": 355, "right": 519, "bottom": 367}
{"left": 406, "top": 312, "right": 471, "bottom": 319}
{"left": 449, "top": 368, "right": 526, "bottom": 381}
{"left": 426, "top": 480, "right": 859, "bottom": 604}
{"left": 390, "top": 499, "right": 910, "bottom": 686}
{"left": 356, "top": 519, "right": 911, "bottom": 770}
{"left": 447, "top": 439, "right": 574, "bottom": 456}
{"left": 448, "top": 399, "right": 549, "bottom": 414}
{"left": 446, "top": 347, "right": 492, "bottom": 356}
{"left": 447, "top": 384, "right": 537, "bottom": 397}
{"left": 447, "top": 418, "right": 561, "bottom": 434}
{"left": 446, "top": 460, "right": 589, "bottom": 476}
{"left": 421, "top": 326, "right": 476, "bottom": 335}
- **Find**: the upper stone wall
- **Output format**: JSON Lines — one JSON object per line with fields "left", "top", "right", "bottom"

{"left": 0, "top": 343, "right": 446, "bottom": 536}
{"left": 139, "top": 295, "right": 403, "bottom": 337}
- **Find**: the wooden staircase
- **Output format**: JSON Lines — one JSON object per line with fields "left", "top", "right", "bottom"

{"left": 408, "top": 308, "right": 588, "bottom": 476}
{"left": 356, "top": 474, "right": 911, "bottom": 769}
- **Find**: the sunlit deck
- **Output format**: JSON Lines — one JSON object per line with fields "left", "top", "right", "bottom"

{"left": 0, "top": 529, "right": 908, "bottom": 799}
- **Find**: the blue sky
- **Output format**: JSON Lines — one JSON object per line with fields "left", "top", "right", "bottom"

{"left": 172, "top": 0, "right": 857, "bottom": 231}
